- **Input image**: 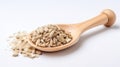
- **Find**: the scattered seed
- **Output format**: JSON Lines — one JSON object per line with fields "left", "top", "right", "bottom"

{"left": 8, "top": 31, "right": 42, "bottom": 58}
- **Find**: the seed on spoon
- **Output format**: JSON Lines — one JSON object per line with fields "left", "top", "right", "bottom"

{"left": 30, "top": 24, "right": 73, "bottom": 48}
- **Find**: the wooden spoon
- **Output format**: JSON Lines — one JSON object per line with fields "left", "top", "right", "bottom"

{"left": 28, "top": 9, "right": 116, "bottom": 52}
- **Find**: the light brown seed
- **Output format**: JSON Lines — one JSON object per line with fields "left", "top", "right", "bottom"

{"left": 36, "top": 39, "right": 40, "bottom": 46}
{"left": 35, "top": 50, "right": 42, "bottom": 55}
{"left": 49, "top": 30, "right": 55, "bottom": 37}
{"left": 12, "top": 51, "right": 19, "bottom": 57}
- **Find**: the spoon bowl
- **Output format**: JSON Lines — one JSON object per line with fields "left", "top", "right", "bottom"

{"left": 28, "top": 9, "right": 116, "bottom": 52}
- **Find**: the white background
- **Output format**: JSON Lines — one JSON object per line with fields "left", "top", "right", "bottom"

{"left": 0, "top": 0, "right": 120, "bottom": 67}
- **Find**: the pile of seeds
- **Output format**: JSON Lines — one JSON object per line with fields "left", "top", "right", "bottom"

{"left": 8, "top": 31, "right": 42, "bottom": 58}
{"left": 8, "top": 24, "right": 72, "bottom": 58}
{"left": 30, "top": 24, "right": 72, "bottom": 47}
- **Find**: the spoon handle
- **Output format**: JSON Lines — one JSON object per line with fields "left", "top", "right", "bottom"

{"left": 79, "top": 9, "right": 116, "bottom": 33}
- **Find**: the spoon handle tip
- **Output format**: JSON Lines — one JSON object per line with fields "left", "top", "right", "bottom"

{"left": 102, "top": 9, "right": 116, "bottom": 27}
